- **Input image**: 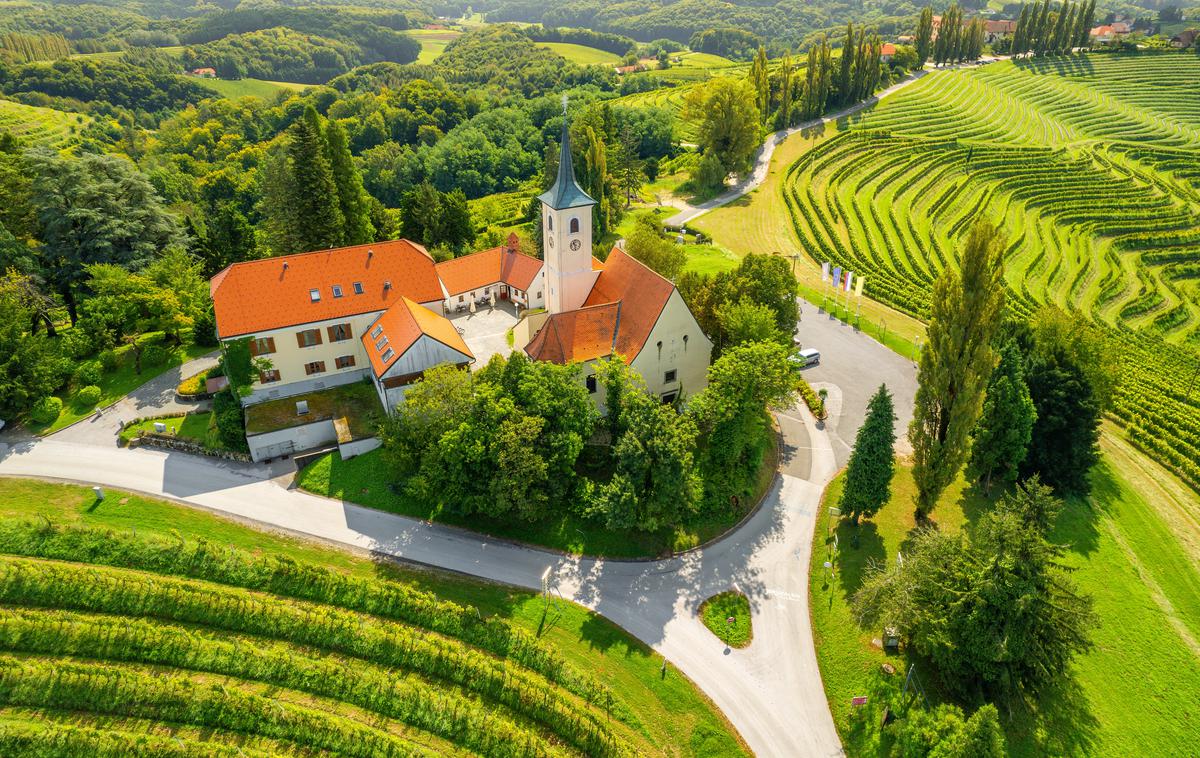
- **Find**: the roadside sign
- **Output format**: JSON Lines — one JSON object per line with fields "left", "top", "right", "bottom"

{"left": 852, "top": 696, "right": 868, "bottom": 706}
{"left": 829, "top": 507, "right": 841, "bottom": 516}
{"left": 823, "top": 561, "right": 832, "bottom": 569}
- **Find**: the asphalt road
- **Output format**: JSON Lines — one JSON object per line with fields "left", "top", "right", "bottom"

{"left": 796, "top": 298, "right": 919, "bottom": 467}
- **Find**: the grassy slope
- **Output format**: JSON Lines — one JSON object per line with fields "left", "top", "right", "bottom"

{"left": 809, "top": 447, "right": 1200, "bottom": 757}
{"left": 0, "top": 476, "right": 750, "bottom": 757}
{"left": 540, "top": 42, "right": 621, "bottom": 66}
{"left": 0, "top": 98, "right": 92, "bottom": 147}
{"left": 407, "top": 29, "right": 461, "bottom": 65}
{"left": 192, "top": 77, "right": 307, "bottom": 100}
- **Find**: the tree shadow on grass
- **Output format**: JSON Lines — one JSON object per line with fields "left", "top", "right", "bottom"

{"left": 836, "top": 518, "right": 886, "bottom": 602}
{"left": 1004, "top": 674, "right": 1100, "bottom": 757}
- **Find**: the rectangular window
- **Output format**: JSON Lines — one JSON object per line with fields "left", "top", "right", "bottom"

{"left": 250, "top": 337, "right": 276, "bottom": 356}
{"left": 375, "top": 335, "right": 389, "bottom": 351}
{"left": 536, "top": 291, "right": 543, "bottom": 299}
{"left": 664, "top": 369, "right": 677, "bottom": 383}
{"left": 585, "top": 375, "right": 597, "bottom": 394}
{"left": 296, "top": 329, "right": 322, "bottom": 348}
{"left": 304, "top": 361, "right": 326, "bottom": 376}
{"left": 353, "top": 281, "right": 364, "bottom": 295}
{"left": 327, "top": 323, "right": 352, "bottom": 342}
{"left": 332, "top": 285, "right": 343, "bottom": 298}
{"left": 258, "top": 369, "right": 281, "bottom": 384}
{"left": 458, "top": 295, "right": 464, "bottom": 302}
{"left": 380, "top": 348, "right": 395, "bottom": 363}
{"left": 309, "top": 288, "right": 320, "bottom": 302}
{"left": 370, "top": 324, "right": 383, "bottom": 339}
{"left": 661, "top": 391, "right": 678, "bottom": 405}
{"left": 335, "top": 355, "right": 356, "bottom": 369}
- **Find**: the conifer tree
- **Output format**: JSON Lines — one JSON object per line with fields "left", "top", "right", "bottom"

{"left": 773, "top": 54, "right": 793, "bottom": 130}
{"left": 286, "top": 106, "right": 343, "bottom": 252}
{"left": 838, "top": 23, "right": 856, "bottom": 103}
{"left": 1075, "top": 0, "right": 1096, "bottom": 48}
{"left": 324, "top": 119, "right": 374, "bottom": 246}
{"left": 1012, "top": 4, "right": 1031, "bottom": 55}
{"left": 749, "top": 46, "right": 770, "bottom": 121}
{"left": 968, "top": 340, "right": 1036, "bottom": 493}
{"left": 1034, "top": 0, "right": 1054, "bottom": 55}
{"left": 839, "top": 384, "right": 897, "bottom": 524}
{"left": 915, "top": 7, "right": 935, "bottom": 67}
{"left": 909, "top": 220, "right": 1007, "bottom": 518}
{"left": 1051, "top": 2, "right": 1072, "bottom": 55}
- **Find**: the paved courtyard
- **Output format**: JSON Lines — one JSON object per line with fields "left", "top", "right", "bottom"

{"left": 448, "top": 300, "right": 521, "bottom": 368}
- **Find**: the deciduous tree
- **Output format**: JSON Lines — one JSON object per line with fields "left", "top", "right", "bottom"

{"left": 683, "top": 77, "right": 761, "bottom": 177}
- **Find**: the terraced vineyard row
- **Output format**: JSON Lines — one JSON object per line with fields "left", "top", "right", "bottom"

{"left": 784, "top": 53, "right": 1200, "bottom": 489}
{"left": 0, "top": 98, "right": 92, "bottom": 148}
{"left": 0, "top": 520, "right": 642, "bottom": 757}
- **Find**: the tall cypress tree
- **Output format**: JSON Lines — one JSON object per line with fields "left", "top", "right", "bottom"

{"left": 1051, "top": 2, "right": 1071, "bottom": 55}
{"left": 749, "top": 45, "right": 770, "bottom": 121}
{"left": 839, "top": 384, "right": 897, "bottom": 524}
{"left": 838, "top": 23, "right": 856, "bottom": 103}
{"left": 324, "top": 119, "right": 374, "bottom": 246}
{"left": 916, "top": 7, "right": 934, "bottom": 67}
{"left": 909, "top": 220, "right": 1007, "bottom": 518}
{"left": 968, "top": 340, "right": 1036, "bottom": 493}
{"left": 287, "top": 105, "right": 343, "bottom": 252}
{"left": 1012, "top": 4, "right": 1031, "bottom": 55}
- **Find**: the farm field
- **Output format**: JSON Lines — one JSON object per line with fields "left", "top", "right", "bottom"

{"left": 0, "top": 477, "right": 749, "bottom": 757}
{"left": 408, "top": 28, "right": 462, "bottom": 64}
{"left": 810, "top": 428, "right": 1200, "bottom": 757}
{"left": 540, "top": 42, "right": 621, "bottom": 66}
{"left": 191, "top": 76, "right": 308, "bottom": 100}
{"left": 0, "top": 98, "right": 92, "bottom": 147}
{"left": 705, "top": 52, "right": 1200, "bottom": 490}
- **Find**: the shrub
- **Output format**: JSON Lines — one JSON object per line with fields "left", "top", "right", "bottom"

{"left": 74, "top": 385, "right": 102, "bottom": 408}
{"left": 99, "top": 350, "right": 119, "bottom": 371}
{"left": 59, "top": 328, "right": 97, "bottom": 359}
{"left": 212, "top": 388, "right": 247, "bottom": 451}
{"left": 29, "top": 396, "right": 62, "bottom": 424}
{"left": 191, "top": 307, "right": 219, "bottom": 347}
{"left": 141, "top": 344, "right": 168, "bottom": 367}
{"left": 73, "top": 360, "right": 103, "bottom": 387}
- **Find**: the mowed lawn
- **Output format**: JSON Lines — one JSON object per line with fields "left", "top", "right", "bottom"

{"left": 192, "top": 77, "right": 308, "bottom": 100}
{"left": 0, "top": 477, "right": 750, "bottom": 757}
{"left": 810, "top": 430, "right": 1200, "bottom": 756}
{"left": 407, "top": 29, "right": 461, "bottom": 64}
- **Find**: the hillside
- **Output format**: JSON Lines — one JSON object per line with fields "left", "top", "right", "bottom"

{"left": 768, "top": 52, "right": 1200, "bottom": 491}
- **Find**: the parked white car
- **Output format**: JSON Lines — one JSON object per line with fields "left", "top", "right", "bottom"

{"left": 790, "top": 348, "right": 820, "bottom": 368}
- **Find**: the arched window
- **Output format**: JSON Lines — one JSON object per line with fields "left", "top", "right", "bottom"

{"left": 569, "top": 217, "right": 580, "bottom": 234}
{"left": 547, "top": 215, "right": 553, "bottom": 231}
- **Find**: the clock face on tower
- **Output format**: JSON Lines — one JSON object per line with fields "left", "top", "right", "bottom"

{"left": 547, "top": 235, "right": 554, "bottom": 248}
{"left": 569, "top": 239, "right": 582, "bottom": 251}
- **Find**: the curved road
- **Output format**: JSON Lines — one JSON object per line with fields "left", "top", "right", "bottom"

{"left": 0, "top": 398, "right": 841, "bottom": 756}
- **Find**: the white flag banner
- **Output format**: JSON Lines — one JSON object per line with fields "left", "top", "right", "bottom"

{"left": 855, "top": 275, "right": 865, "bottom": 297}
{"left": 821, "top": 261, "right": 830, "bottom": 282}
{"left": 844, "top": 271, "right": 853, "bottom": 293}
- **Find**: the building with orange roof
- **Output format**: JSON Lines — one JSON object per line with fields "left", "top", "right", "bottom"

{"left": 361, "top": 298, "right": 473, "bottom": 409}
{"left": 435, "top": 233, "right": 546, "bottom": 312}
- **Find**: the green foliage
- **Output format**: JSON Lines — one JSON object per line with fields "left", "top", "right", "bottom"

{"left": 909, "top": 221, "right": 1007, "bottom": 517}
{"left": 191, "top": 306, "right": 218, "bottom": 347}
{"left": 625, "top": 216, "right": 685, "bottom": 280}
{"left": 399, "top": 182, "right": 475, "bottom": 253}
{"left": 0, "top": 273, "right": 68, "bottom": 418}
{"left": 435, "top": 26, "right": 609, "bottom": 99}
{"left": 324, "top": 118, "right": 375, "bottom": 246}
{"left": 73, "top": 384, "right": 101, "bottom": 407}
{"left": 211, "top": 386, "right": 246, "bottom": 450}
{"left": 699, "top": 591, "right": 752, "bottom": 647}
{"left": 839, "top": 384, "right": 896, "bottom": 524}
{"left": 689, "top": 28, "right": 762, "bottom": 60}
{"left": 854, "top": 485, "right": 1095, "bottom": 702}
{"left": 28, "top": 396, "right": 62, "bottom": 424}
{"left": 680, "top": 253, "right": 798, "bottom": 356}
{"left": 888, "top": 703, "right": 1006, "bottom": 758}
{"left": 180, "top": 28, "right": 377, "bottom": 85}
{"left": 684, "top": 76, "right": 760, "bottom": 176}
{"left": 967, "top": 340, "right": 1036, "bottom": 493}
{"left": 73, "top": 360, "right": 102, "bottom": 387}
{"left": 718, "top": 298, "right": 782, "bottom": 347}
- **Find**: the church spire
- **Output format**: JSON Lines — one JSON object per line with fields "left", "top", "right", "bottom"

{"left": 538, "top": 96, "right": 597, "bottom": 211}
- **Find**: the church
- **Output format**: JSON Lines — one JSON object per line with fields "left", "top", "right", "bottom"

{"left": 208, "top": 109, "right": 711, "bottom": 459}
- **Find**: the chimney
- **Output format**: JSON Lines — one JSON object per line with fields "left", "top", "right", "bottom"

{"left": 383, "top": 281, "right": 392, "bottom": 291}
{"left": 282, "top": 262, "right": 289, "bottom": 271}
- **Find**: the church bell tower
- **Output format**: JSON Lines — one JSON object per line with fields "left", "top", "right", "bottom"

{"left": 539, "top": 97, "right": 598, "bottom": 314}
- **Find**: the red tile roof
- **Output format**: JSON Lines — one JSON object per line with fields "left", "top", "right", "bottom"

{"left": 525, "top": 303, "right": 620, "bottom": 363}
{"left": 210, "top": 240, "right": 443, "bottom": 339}
{"left": 880, "top": 43, "right": 897, "bottom": 56}
{"left": 984, "top": 20, "right": 1017, "bottom": 33}
{"left": 435, "top": 246, "right": 543, "bottom": 296}
{"left": 362, "top": 297, "right": 472, "bottom": 377}
{"left": 582, "top": 248, "right": 674, "bottom": 361}
{"left": 525, "top": 247, "right": 676, "bottom": 365}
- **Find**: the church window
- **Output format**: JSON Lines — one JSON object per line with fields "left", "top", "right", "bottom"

{"left": 657, "top": 340, "right": 663, "bottom": 358}
{"left": 586, "top": 375, "right": 597, "bottom": 394}
{"left": 570, "top": 217, "right": 580, "bottom": 234}
{"left": 664, "top": 370, "right": 677, "bottom": 383}
{"left": 683, "top": 334, "right": 689, "bottom": 351}
{"left": 548, "top": 215, "right": 553, "bottom": 231}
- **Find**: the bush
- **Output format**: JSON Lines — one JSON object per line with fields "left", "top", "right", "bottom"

{"left": 74, "top": 385, "right": 102, "bottom": 408}
{"left": 141, "top": 344, "right": 168, "bottom": 368}
{"left": 692, "top": 152, "right": 727, "bottom": 192}
{"left": 73, "top": 361, "right": 103, "bottom": 387}
{"left": 99, "top": 350, "right": 119, "bottom": 371}
{"left": 29, "top": 396, "right": 62, "bottom": 424}
{"left": 192, "top": 307, "right": 219, "bottom": 347}
{"left": 212, "top": 388, "right": 247, "bottom": 451}
{"left": 59, "top": 328, "right": 97, "bottom": 360}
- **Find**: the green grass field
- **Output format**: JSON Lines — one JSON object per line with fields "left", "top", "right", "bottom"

{"left": 699, "top": 591, "right": 752, "bottom": 648}
{"left": 810, "top": 429, "right": 1200, "bottom": 756}
{"left": 0, "top": 477, "right": 748, "bottom": 757}
{"left": 70, "top": 45, "right": 184, "bottom": 62}
{"left": 0, "top": 98, "right": 92, "bottom": 147}
{"left": 698, "top": 52, "right": 1200, "bottom": 492}
{"left": 117, "top": 411, "right": 221, "bottom": 450}
{"left": 191, "top": 77, "right": 308, "bottom": 100}
{"left": 541, "top": 42, "right": 622, "bottom": 66}
{"left": 407, "top": 28, "right": 462, "bottom": 65}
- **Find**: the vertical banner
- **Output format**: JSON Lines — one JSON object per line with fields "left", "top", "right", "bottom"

{"left": 821, "top": 261, "right": 830, "bottom": 283}
{"left": 855, "top": 275, "right": 865, "bottom": 297}
{"left": 832, "top": 266, "right": 842, "bottom": 290}
{"left": 844, "top": 271, "right": 853, "bottom": 293}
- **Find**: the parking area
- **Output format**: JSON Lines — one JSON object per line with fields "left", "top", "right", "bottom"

{"left": 449, "top": 301, "right": 521, "bottom": 368}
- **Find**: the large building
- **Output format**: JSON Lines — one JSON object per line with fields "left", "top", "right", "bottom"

{"left": 208, "top": 108, "right": 710, "bottom": 459}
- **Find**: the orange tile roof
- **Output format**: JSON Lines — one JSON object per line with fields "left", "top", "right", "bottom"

{"left": 435, "top": 246, "right": 543, "bottom": 297}
{"left": 525, "top": 302, "right": 620, "bottom": 364}
{"left": 362, "top": 297, "right": 472, "bottom": 377}
{"left": 582, "top": 248, "right": 674, "bottom": 361}
{"left": 210, "top": 239, "right": 444, "bottom": 339}
{"left": 880, "top": 43, "right": 897, "bottom": 56}
{"left": 592, "top": 255, "right": 605, "bottom": 270}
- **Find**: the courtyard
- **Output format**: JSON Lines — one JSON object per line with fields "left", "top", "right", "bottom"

{"left": 448, "top": 299, "right": 521, "bottom": 368}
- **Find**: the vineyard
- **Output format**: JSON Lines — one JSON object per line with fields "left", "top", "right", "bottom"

{"left": 611, "top": 53, "right": 749, "bottom": 142}
{"left": 0, "top": 515, "right": 734, "bottom": 756}
{"left": 0, "top": 98, "right": 91, "bottom": 147}
{"left": 780, "top": 53, "right": 1200, "bottom": 489}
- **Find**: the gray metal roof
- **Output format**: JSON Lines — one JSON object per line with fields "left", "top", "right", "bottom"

{"left": 538, "top": 115, "right": 597, "bottom": 211}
